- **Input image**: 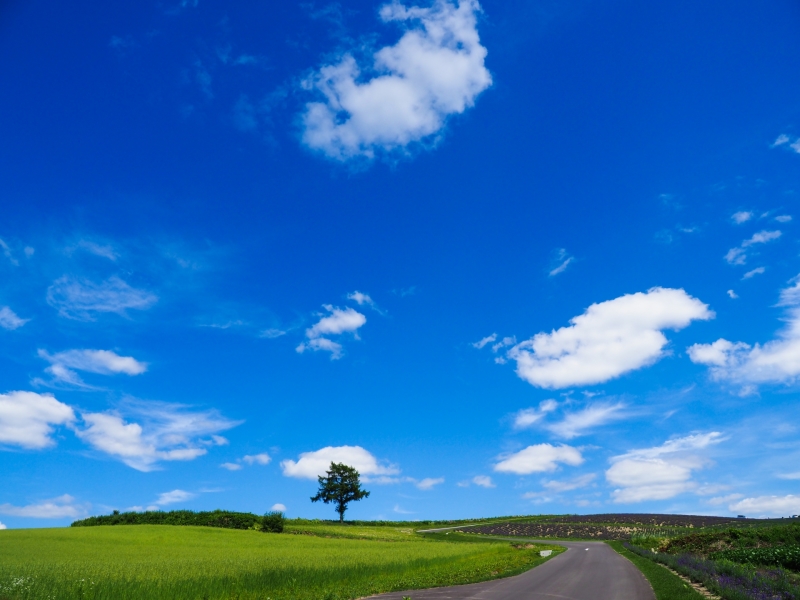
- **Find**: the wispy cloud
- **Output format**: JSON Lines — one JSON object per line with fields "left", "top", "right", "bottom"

{"left": 300, "top": 0, "right": 491, "bottom": 161}
{"left": 0, "top": 306, "right": 29, "bottom": 330}
{"left": 606, "top": 432, "right": 725, "bottom": 503}
{"left": 742, "top": 267, "right": 765, "bottom": 280}
{"left": 731, "top": 211, "right": 753, "bottom": 224}
{"left": 37, "top": 349, "right": 147, "bottom": 387}
{"left": 547, "top": 402, "right": 627, "bottom": 439}
{"left": 221, "top": 452, "right": 271, "bottom": 471}
{"left": 725, "top": 230, "right": 782, "bottom": 266}
{"left": 0, "top": 494, "right": 86, "bottom": 519}
{"left": 76, "top": 401, "right": 239, "bottom": 471}
{"left": 472, "top": 475, "right": 495, "bottom": 488}
{"left": 46, "top": 276, "right": 157, "bottom": 320}
{"left": 416, "top": 477, "right": 445, "bottom": 490}
{"left": 511, "top": 399, "right": 558, "bottom": 430}
{"left": 548, "top": 248, "right": 574, "bottom": 277}
{"left": 0, "top": 238, "right": 19, "bottom": 266}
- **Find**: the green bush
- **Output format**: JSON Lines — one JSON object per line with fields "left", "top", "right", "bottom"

{"left": 710, "top": 545, "right": 800, "bottom": 570}
{"left": 71, "top": 509, "right": 261, "bottom": 530}
{"left": 261, "top": 511, "right": 285, "bottom": 533}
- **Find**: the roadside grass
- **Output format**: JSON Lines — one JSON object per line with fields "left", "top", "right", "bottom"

{"left": 0, "top": 525, "right": 559, "bottom": 600}
{"left": 607, "top": 541, "right": 706, "bottom": 600}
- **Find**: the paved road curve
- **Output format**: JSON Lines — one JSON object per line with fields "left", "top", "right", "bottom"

{"left": 368, "top": 541, "right": 655, "bottom": 600}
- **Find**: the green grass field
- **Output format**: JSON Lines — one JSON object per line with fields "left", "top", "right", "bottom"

{"left": 0, "top": 525, "right": 562, "bottom": 600}
{"left": 607, "top": 541, "right": 705, "bottom": 600}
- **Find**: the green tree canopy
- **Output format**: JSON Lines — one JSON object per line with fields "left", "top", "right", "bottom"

{"left": 310, "top": 462, "right": 370, "bottom": 522}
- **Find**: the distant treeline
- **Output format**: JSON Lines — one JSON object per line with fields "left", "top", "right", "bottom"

{"left": 72, "top": 510, "right": 261, "bottom": 530}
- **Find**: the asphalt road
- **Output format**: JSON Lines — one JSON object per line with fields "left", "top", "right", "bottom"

{"left": 368, "top": 540, "right": 655, "bottom": 600}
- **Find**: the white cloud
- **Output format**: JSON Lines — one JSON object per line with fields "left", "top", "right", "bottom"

{"left": 260, "top": 328, "right": 287, "bottom": 339}
{"left": 296, "top": 304, "right": 366, "bottom": 360}
{"left": 38, "top": 349, "right": 147, "bottom": 386}
{"left": 729, "top": 495, "right": 800, "bottom": 517}
{"left": 154, "top": 490, "right": 195, "bottom": 506}
{"left": 541, "top": 473, "right": 596, "bottom": 492}
{"left": 74, "top": 240, "right": 118, "bottom": 261}
{"left": 0, "top": 306, "right": 29, "bottom": 330}
{"left": 46, "top": 276, "right": 157, "bottom": 320}
{"left": 775, "top": 215, "right": 792, "bottom": 223}
{"left": 549, "top": 248, "right": 573, "bottom": 277}
{"left": 778, "top": 472, "right": 800, "bottom": 480}
{"left": 707, "top": 493, "right": 743, "bottom": 506}
{"left": 511, "top": 399, "right": 558, "bottom": 430}
{"left": 505, "top": 287, "right": 713, "bottom": 389}
{"left": 243, "top": 453, "right": 271, "bottom": 465}
{"left": 0, "top": 494, "right": 84, "bottom": 518}
{"left": 727, "top": 290, "right": 738, "bottom": 299}
{"left": 0, "top": 238, "right": 19, "bottom": 266}
{"left": 416, "top": 477, "right": 445, "bottom": 490}
{"left": 220, "top": 462, "right": 242, "bottom": 471}
{"left": 0, "top": 521, "right": 5, "bottom": 529}
{"left": 772, "top": 134, "right": 790, "bottom": 147}
{"left": 606, "top": 432, "right": 724, "bottom": 503}
{"left": 0, "top": 391, "right": 75, "bottom": 449}
{"left": 725, "top": 230, "right": 782, "bottom": 266}
{"left": 280, "top": 445, "right": 399, "bottom": 480}
{"left": 76, "top": 402, "right": 240, "bottom": 471}
{"left": 547, "top": 402, "right": 626, "bottom": 439}
{"left": 689, "top": 276, "right": 800, "bottom": 388}
{"left": 300, "top": 0, "right": 491, "bottom": 160}
{"left": 347, "top": 291, "right": 380, "bottom": 311}
{"left": 472, "top": 333, "right": 497, "bottom": 349}
{"left": 472, "top": 475, "right": 495, "bottom": 488}
{"left": 731, "top": 211, "right": 753, "bottom": 224}
{"left": 494, "top": 444, "right": 583, "bottom": 475}
{"left": 742, "top": 267, "right": 765, "bottom": 280}
{"left": 271, "top": 503, "right": 287, "bottom": 512}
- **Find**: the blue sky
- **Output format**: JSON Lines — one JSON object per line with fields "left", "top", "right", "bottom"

{"left": 1, "top": 0, "right": 800, "bottom": 528}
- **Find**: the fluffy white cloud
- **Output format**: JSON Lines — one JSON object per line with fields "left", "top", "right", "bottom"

{"left": 606, "top": 432, "right": 724, "bottom": 503}
{"left": 725, "top": 230, "right": 782, "bottom": 266}
{"left": 46, "top": 276, "right": 157, "bottom": 320}
{"left": 727, "top": 290, "right": 738, "bottom": 299}
{"left": 416, "top": 477, "right": 445, "bottom": 490}
{"left": 220, "top": 462, "right": 242, "bottom": 471}
{"left": 347, "top": 291, "right": 381, "bottom": 312}
{"left": 504, "top": 287, "right": 713, "bottom": 389}
{"left": 775, "top": 215, "right": 792, "bottom": 223}
{"left": 472, "top": 475, "right": 495, "bottom": 488}
{"left": 76, "top": 402, "right": 240, "bottom": 471}
{"left": 271, "top": 503, "right": 287, "bottom": 512}
{"left": 494, "top": 444, "right": 583, "bottom": 475}
{"left": 0, "top": 521, "right": 5, "bottom": 529}
{"left": 280, "top": 445, "right": 399, "bottom": 480}
{"left": 0, "top": 494, "right": 84, "bottom": 518}
{"left": 300, "top": 0, "right": 491, "bottom": 160}
{"left": 296, "top": 305, "right": 367, "bottom": 360}
{"left": 547, "top": 402, "right": 626, "bottom": 439}
{"left": 731, "top": 211, "right": 753, "bottom": 224}
{"left": 0, "top": 306, "right": 29, "bottom": 330}
{"left": 0, "top": 391, "right": 75, "bottom": 449}
{"left": 689, "top": 276, "right": 800, "bottom": 388}
{"left": 729, "top": 495, "right": 800, "bottom": 517}
{"left": 38, "top": 349, "right": 147, "bottom": 386}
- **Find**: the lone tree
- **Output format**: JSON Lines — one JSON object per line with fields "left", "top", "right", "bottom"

{"left": 311, "top": 462, "right": 370, "bottom": 523}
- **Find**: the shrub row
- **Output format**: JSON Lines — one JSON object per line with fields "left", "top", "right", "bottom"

{"left": 711, "top": 546, "right": 800, "bottom": 571}
{"left": 663, "top": 524, "right": 800, "bottom": 556}
{"left": 623, "top": 542, "right": 800, "bottom": 600}
{"left": 71, "top": 509, "right": 284, "bottom": 532}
